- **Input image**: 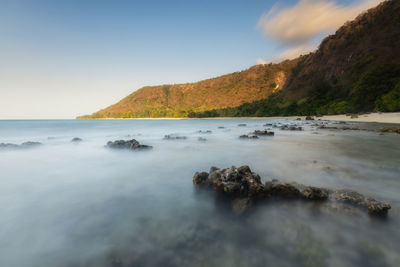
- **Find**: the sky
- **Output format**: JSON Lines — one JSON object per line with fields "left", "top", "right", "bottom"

{"left": 0, "top": 0, "right": 383, "bottom": 119}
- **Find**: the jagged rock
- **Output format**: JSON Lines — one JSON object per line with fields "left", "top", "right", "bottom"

{"left": 238, "top": 124, "right": 247, "bottom": 127}
{"left": 0, "top": 141, "right": 42, "bottom": 150}
{"left": 106, "top": 139, "right": 152, "bottom": 150}
{"left": 193, "top": 166, "right": 391, "bottom": 217}
{"left": 239, "top": 135, "right": 259, "bottom": 139}
{"left": 305, "top": 116, "right": 314, "bottom": 120}
{"left": 163, "top": 134, "right": 187, "bottom": 140}
{"left": 332, "top": 189, "right": 391, "bottom": 215}
{"left": 253, "top": 130, "right": 274, "bottom": 136}
{"left": 71, "top": 137, "right": 82, "bottom": 142}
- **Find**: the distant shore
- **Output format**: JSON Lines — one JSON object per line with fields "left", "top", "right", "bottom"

{"left": 77, "top": 112, "right": 400, "bottom": 124}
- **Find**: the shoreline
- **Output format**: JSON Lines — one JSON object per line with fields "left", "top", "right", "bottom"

{"left": 76, "top": 112, "right": 400, "bottom": 124}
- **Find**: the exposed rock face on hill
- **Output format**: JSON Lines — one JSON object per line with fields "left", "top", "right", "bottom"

{"left": 78, "top": 0, "right": 400, "bottom": 119}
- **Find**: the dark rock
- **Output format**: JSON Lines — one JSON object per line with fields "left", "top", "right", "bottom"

{"left": 0, "top": 141, "right": 42, "bottom": 150}
{"left": 71, "top": 137, "right": 82, "bottom": 142}
{"left": 198, "top": 130, "right": 212, "bottom": 134}
{"left": 253, "top": 130, "right": 274, "bottom": 136}
{"left": 198, "top": 137, "right": 207, "bottom": 142}
{"left": 280, "top": 125, "right": 303, "bottom": 131}
{"left": 263, "top": 123, "right": 273, "bottom": 126}
{"left": 239, "top": 135, "right": 259, "bottom": 139}
{"left": 217, "top": 126, "right": 225, "bottom": 129}
{"left": 350, "top": 114, "right": 359, "bottom": 119}
{"left": 332, "top": 189, "right": 391, "bottom": 215}
{"left": 296, "top": 118, "right": 301, "bottom": 120}
{"left": 379, "top": 127, "right": 400, "bottom": 134}
{"left": 163, "top": 134, "right": 187, "bottom": 140}
{"left": 305, "top": 116, "right": 314, "bottom": 120}
{"left": 106, "top": 139, "right": 152, "bottom": 150}
{"left": 238, "top": 124, "right": 247, "bottom": 127}
{"left": 193, "top": 166, "right": 391, "bottom": 217}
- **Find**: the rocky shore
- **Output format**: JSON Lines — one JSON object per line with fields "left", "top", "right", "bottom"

{"left": 193, "top": 166, "right": 391, "bottom": 217}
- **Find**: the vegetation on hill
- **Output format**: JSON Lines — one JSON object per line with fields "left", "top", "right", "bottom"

{"left": 78, "top": 0, "right": 400, "bottom": 119}
{"left": 189, "top": 0, "right": 400, "bottom": 118}
{"left": 77, "top": 60, "right": 297, "bottom": 119}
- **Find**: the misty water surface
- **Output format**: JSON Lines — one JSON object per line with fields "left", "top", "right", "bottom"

{"left": 0, "top": 119, "right": 399, "bottom": 267}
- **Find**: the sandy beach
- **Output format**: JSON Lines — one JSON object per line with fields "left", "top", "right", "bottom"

{"left": 318, "top": 112, "right": 400, "bottom": 124}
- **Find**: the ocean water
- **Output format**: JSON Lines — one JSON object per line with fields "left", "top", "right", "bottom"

{"left": 0, "top": 119, "right": 399, "bottom": 267}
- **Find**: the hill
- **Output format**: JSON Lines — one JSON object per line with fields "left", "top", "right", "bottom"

{"left": 77, "top": 60, "right": 298, "bottom": 118}
{"left": 78, "top": 0, "right": 400, "bottom": 119}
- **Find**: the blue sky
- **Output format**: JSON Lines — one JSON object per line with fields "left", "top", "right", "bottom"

{"left": 0, "top": 0, "right": 381, "bottom": 119}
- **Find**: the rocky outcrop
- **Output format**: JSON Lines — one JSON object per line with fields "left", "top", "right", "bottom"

{"left": 0, "top": 141, "right": 42, "bottom": 150}
{"left": 193, "top": 166, "right": 391, "bottom": 216}
{"left": 163, "top": 134, "right": 187, "bottom": 140}
{"left": 106, "top": 139, "right": 152, "bottom": 150}
{"left": 198, "top": 130, "right": 212, "bottom": 134}
{"left": 280, "top": 125, "right": 303, "bottom": 131}
{"left": 239, "top": 135, "right": 259, "bottom": 139}
{"left": 253, "top": 130, "right": 274, "bottom": 136}
{"left": 71, "top": 137, "right": 83, "bottom": 142}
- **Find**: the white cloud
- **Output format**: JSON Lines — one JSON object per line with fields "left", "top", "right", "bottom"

{"left": 257, "top": 58, "right": 268, "bottom": 65}
{"left": 258, "top": 0, "right": 383, "bottom": 45}
{"left": 258, "top": 0, "right": 384, "bottom": 61}
{"left": 275, "top": 45, "right": 316, "bottom": 61}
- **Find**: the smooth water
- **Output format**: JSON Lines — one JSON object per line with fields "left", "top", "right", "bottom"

{"left": 0, "top": 119, "right": 399, "bottom": 267}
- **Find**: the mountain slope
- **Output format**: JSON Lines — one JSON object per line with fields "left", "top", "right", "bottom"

{"left": 78, "top": 60, "right": 298, "bottom": 118}
{"left": 191, "top": 0, "right": 400, "bottom": 117}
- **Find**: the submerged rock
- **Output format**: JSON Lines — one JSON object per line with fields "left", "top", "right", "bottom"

{"left": 239, "top": 135, "right": 259, "bottom": 139}
{"left": 238, "top": 124, "right": 247, "bottom": 127}
{"left": 163, "top": 134, "right": 187, "bottom": 140}
{"left": 198, "top": 137, "right": 207, "bottom": 142}
{"left": 106, "top": 139, "right": 152, "bottom": 150}
{"left": 0, "top": 141, "right": 42, "bottom": 150}
{"left": 280, "top": 125, "right": 303, "bottom": 131}
{"left": 253, "top": 130, "right": 274, "bottom": 136}
{"left": 193, "top": 166, "right": 391, "bottom": 217}
{"left": 198, "top": 130, "right": 212, "bottom": 134}
{"left": 71, "top": 137, "right": 83, "bottom": 142}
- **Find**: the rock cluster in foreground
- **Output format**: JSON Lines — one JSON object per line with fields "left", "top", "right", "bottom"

{"left": 193, "top": 166, "right": 391, "bottom": 216}
{"left": 106, "top": 139, "right": 152, "bottom": 150}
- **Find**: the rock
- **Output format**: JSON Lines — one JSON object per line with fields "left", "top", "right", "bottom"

{"left": 305, "top": 116, "right": 314, "bottom": 120}
{"left": 379, "top": 127, "right": 400, "bottom": 134}
{"left": 106, "top": 139, "right": 152, "bottom": 150}
{"left": 263, "top": 123, "right": 273, "bottom": 126}
{"left": 238, "top": 124, "right": 247, "bottom": 127}
{"left": 193, "top": 166, "right": 391, "bottom": 217}
{"left": 0, "top": 141, "right": 42, "bottom": 150}
{"left": 71, "top": 137, "right": 82, "bottom": 142}
{"left": 163, "top": 134, "right": 187, "bottom": 140}
{"left": 332, "top": 189, "right": 391, "bottom": 215}
{"left": 198, "top": 130, "right": 212, "bottom": 134}
{"left": 239, "top": 135, "right": 259, "bottom": 139}
{"left": 232, "top": 198, "right": 253, "bottom": 216}
{"left": 253, "top": 130, "right": 274, "bottom": 136}
{"left": 350, "top": 114, "right": 359, "bottom": 118}
{"left": 198, "top": 137, "right": 207, "bottom": 142}
{"left": 218, "top": 126, "right": 225, "bottom": 129}
{"left": 280, "top": 125, "right": 303, "bottom": 131}
{"left": 296, "top": 118, "right": 301, "bottom": 120}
